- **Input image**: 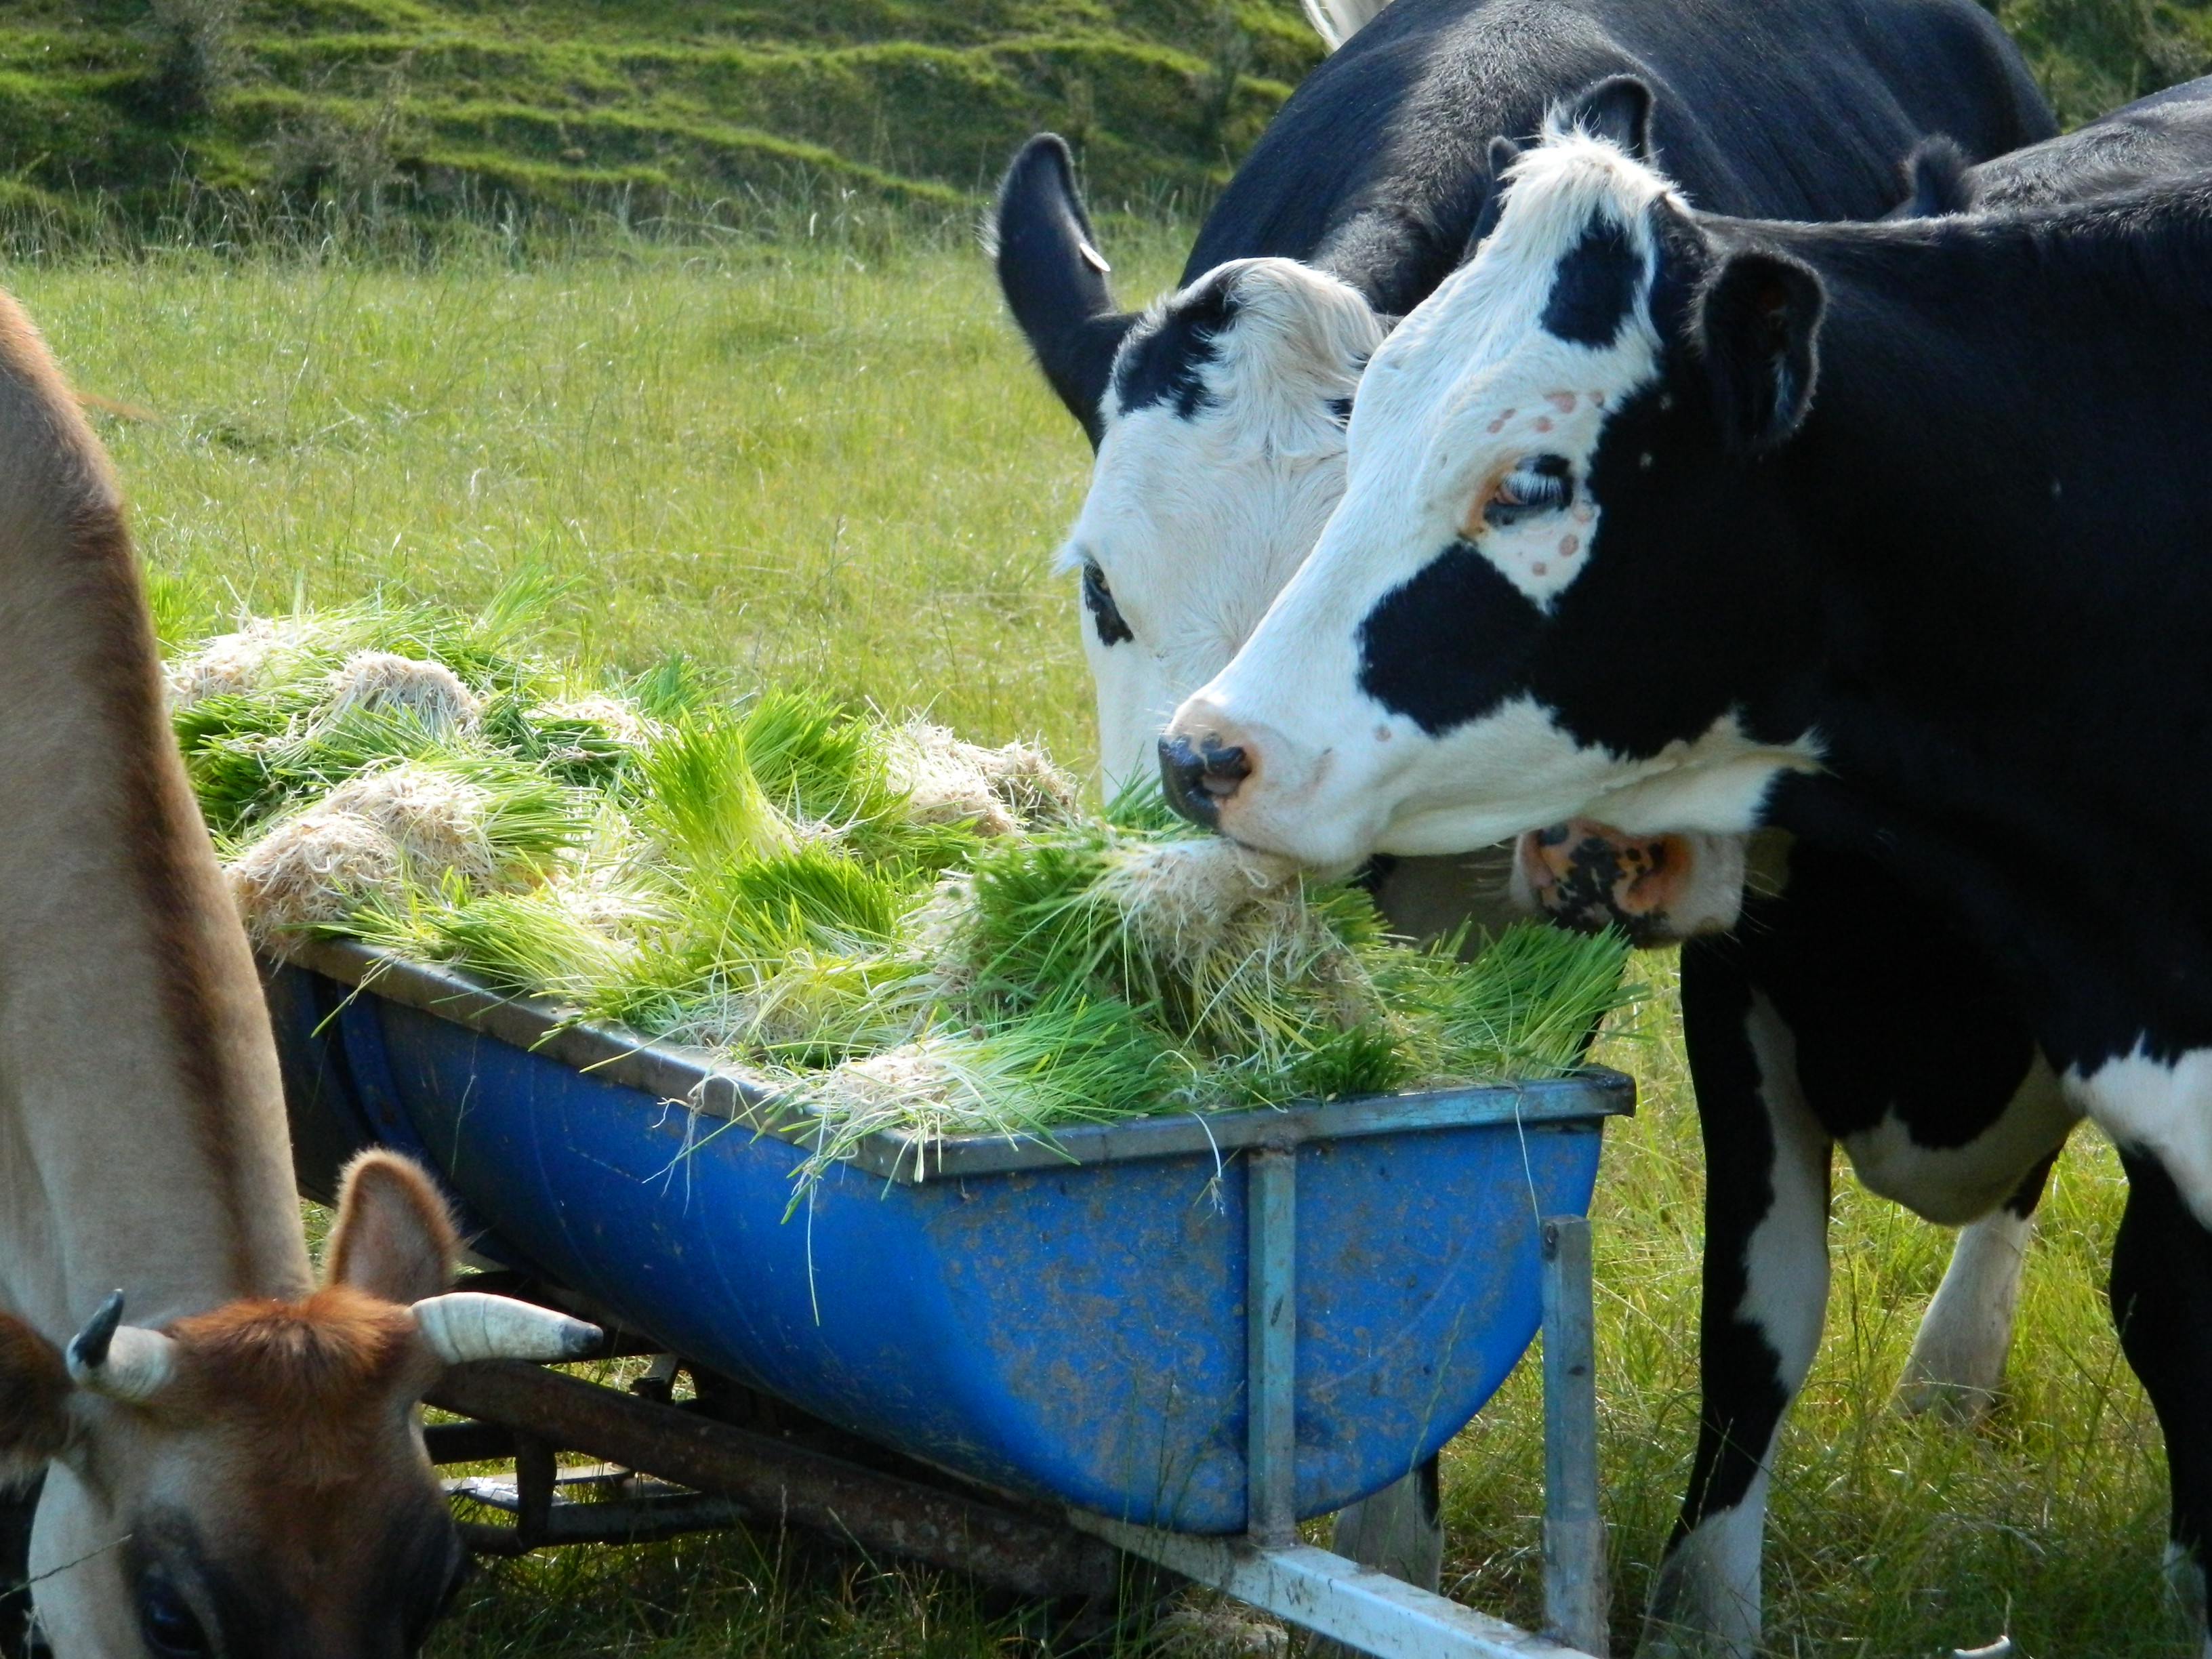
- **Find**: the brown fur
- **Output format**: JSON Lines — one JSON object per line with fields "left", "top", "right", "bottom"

{"left": 167, "top": 1287, "right": 440, "bottom": 1490}
{"left": 0, "top": 1314, "right": 70, "bottom": 1483}
{"left": 325, "top": 1151, "right": 459, "bottom": 1307}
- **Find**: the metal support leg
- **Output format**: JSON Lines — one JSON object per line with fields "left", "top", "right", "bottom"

{"left": 1540, "top": 1216, "right": 1609, "bottom": 1657}
{"left": 1248, "top": 1141, "right": 1298, "bottom": 1547}
{"left": 1069, "top": 1157, "right": 1607, "bottom": 1659}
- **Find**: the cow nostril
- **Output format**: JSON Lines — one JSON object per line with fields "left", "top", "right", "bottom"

{"left": 1197, "top": 741, "right": 1250, "bottom": 798}
{"left": 1160, "top": 734, "right": 1222, "bottom": 827}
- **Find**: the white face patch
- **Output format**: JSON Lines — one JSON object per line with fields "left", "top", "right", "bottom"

{"left": 1165, "top": 126, "right": 1820, "bottom": 867}
{"left": 1058, "top": 258, "right": 1382, "bottom": 795}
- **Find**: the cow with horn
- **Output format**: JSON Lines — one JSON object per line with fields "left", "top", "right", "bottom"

{"left": 0, "top": 287, "right": 594, "bottom": 1656}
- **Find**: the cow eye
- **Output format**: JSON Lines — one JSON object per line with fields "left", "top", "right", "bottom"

{"left": 1482, "top": 454, "right": 1574, "bottom": 528}
{"left": 138, "top": 1574, "right": 213, "bottom": 1658}
{"left": 1080, "top": 560, "right": 1135, "bottom": 647}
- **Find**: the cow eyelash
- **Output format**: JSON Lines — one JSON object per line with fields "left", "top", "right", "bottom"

{"left": 1482, "top": 455, "right": 1574, "bottom": 529}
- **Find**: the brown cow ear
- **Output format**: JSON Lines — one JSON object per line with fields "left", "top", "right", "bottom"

{"left": 326, "top": 1152, "right": 459, "bottom": 1305}
{"left": 0, "top": 1314, "right": 73, "bottom": 1483}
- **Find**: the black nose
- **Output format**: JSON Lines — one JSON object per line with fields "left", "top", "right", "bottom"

{"left": 1158, "top": 734, "right": 1251, "bottom": 827}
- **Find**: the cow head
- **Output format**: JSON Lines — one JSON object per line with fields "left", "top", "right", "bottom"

{"left": 0, "top": 1151, "right": 597, "bottom": 1657}
{"left": 994, "top": 135, "right": 1386, "bottom": 793}
{"left": 1160, "top": 102, "right": 1828, "bottom": 870}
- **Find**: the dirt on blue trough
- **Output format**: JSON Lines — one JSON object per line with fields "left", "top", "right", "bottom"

{"left": 266, "top": 938, "right": 1631, "bottom": 1534}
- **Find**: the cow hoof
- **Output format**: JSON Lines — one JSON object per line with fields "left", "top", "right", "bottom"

{"left": 1894, "top": 1373, "right": 1999, "bottom": 1423}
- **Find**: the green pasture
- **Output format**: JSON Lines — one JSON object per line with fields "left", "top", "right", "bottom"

{"left": 5, "top": 229, "right": 2175, "bottom": 1656}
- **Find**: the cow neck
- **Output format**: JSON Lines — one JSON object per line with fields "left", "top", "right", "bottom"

{"left": 0, "top": 291, "right": 310, "bottom": 1338}
{"left": 1758, "top": 206, "right": 2212, "bottom": 1069}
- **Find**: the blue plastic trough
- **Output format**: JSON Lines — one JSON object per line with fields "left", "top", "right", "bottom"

{"left": 265, "top": 939, "right": 1631, "bottom": 1536}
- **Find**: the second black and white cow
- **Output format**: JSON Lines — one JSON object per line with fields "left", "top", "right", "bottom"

{"left": 1164, "top": 101, "right": 2212, "bottom": 1655}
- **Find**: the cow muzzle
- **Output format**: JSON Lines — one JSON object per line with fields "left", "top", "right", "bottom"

{"left": 1159, "top": 731, "right": 1253, "bottom": 827}
{"left": 1512, "top": 819, "right": 1747, "bottom": 943}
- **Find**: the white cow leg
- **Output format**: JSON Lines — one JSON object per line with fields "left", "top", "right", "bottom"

{"left": 1896, "top": 1150, "right": 2057, "bottom": 1421}
{"left": 1643, "top": 969, "right": 1832, "bottom": 1659}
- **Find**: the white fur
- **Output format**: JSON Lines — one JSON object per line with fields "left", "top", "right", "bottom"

{"left": 1643, "top": 1477, "right": 1767, "bottom": 1659}
{"left": 1843, "top": 1056, "right": 2078, "bottom": 1225}
{"left": 1300, "top": 0, "right": 1390, "bottom": 51}
{"left": 1165, "top": 130, "right": 1824, "bottom": 865}
{"left": 1897, "top": 1206, "right": 2034, "bottom": 1420}
{"left": 2070, "top": 1044, "right": 2212, "bottom": 1229}
{"left": 1065, "top": 258, "right": 1382, "bottom": 793}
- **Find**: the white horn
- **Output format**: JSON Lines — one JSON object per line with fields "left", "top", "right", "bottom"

{"left": 409, "top": 1292, "right": 601, "bottom": 1365}
{"left": 66, "top": 1290, "right": 180, "bottom": 1404}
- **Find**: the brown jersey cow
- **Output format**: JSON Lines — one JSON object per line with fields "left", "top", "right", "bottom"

{"left": 0, "top": 289, "right": 595, "bottom": 1657}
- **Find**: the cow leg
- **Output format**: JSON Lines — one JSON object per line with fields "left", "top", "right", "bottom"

{"left": 1642, "top": 956, "right": 1831, "bottom": 1659}
{"left": 1328, "top": 1455, "right": 1443, "bottom": 1588}
{"left": 2110, "top": 1147, "right": 2212, "bottom": 1658}
{"left": 1896, "top": 1147, "right": 2059, "bottom": 1421}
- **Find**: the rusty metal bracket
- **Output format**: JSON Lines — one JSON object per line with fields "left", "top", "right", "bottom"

{"left": 426, "top": 1360, "right": 1120, "bottom": 1601}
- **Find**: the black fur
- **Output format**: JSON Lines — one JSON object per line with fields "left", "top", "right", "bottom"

{"left": 1359, "top": 541, "right": 1542, "bottom": 733}
{"left": 1540, "top": 215, "right": 1643, "bottom": 346}
{"left": 991, "top": 136, "right": 1134, "bottom": 446}
{"left": 1559, "top": 74, "right": 1653, "bottom": 159}
{"left": 1111, "top": 274, "right": 1240, "bottom": 420}
{"left": 1696, "top": 251, "right": 1824, "bottom": 453}
{"left": 1000, "top": 0, "right": 2057, "bottom": 1631}
{"left": 994, "top": 0, "right": 2052, "bottom": 438}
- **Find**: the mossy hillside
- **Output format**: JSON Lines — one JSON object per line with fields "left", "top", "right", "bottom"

{"left": 0, "top": 0, "right": 1323, "bottom": 218}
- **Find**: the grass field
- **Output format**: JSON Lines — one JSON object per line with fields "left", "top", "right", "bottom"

{"left": 5, "top": 227, "right": 2181, "bottom": 1656}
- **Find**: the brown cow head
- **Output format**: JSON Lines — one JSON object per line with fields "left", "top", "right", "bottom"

{"left": 0, "top": 1151, "right": 597, "bottom": 1657}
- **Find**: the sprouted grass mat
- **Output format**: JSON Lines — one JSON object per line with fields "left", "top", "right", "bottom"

{"left": 168, "top": 585, "right": 1637, "bottom": 1171}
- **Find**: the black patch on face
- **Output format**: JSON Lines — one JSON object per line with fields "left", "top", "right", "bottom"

{"left": 1357, "top": 541, "right": 1545, "bottom": 736}
{"left": 1080, "top": 561, "right": 1134, "bottom": 647}
{"left": 1113, "top": 276, "right": 1239, "bottom": 420}
{"left": 1540, "top": 216, "right": 1640, "bottom": 347}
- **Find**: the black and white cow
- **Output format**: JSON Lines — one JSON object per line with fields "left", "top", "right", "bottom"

{"left": 1000, "top": 0, "right": 2054, "bottom": 1645}
{"left": 1162, "top": 102, "right": 2212, "bottom": 1656}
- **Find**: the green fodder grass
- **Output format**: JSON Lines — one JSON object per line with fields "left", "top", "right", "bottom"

{"left": 33, "top": 241, "right": 2171, "bottom": 1656}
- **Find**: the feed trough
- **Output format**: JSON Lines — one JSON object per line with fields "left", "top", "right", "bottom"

{"left": 266, "top": 937, "right": 1632, "bottom": 1654}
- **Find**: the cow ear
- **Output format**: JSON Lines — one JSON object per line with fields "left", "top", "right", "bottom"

{"left": 326, "top": 1151, "right": 459, "bottom": 1306}
{"left": 1559, "top": 75, "right": 1652, "bottom": 160}
{"left": 992, "top": 134, "right": 1138, "bottom": 448}
{"left": 1897, "top": 135, "right": 1977, "bottom": 218}
{"left": 0, "top": 1315, "right": 73, "bottom": 1484}
{"left": 1696, "top": 250, "right": 1824, "bottom": 454}
{"left": 1464, "top": 136, "right": 1523, "bottom": 257}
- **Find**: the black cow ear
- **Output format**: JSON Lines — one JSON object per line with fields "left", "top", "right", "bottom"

{"left": 1463, "top": 135, "right": 1523, "bottom": 257}
{"left": 1559, "top": 75, "right": 1652, "bottom": 160}
{"left": 1696, "top": 251, "right": 1824, "bottom": 454}
{"left": 993, "top": 135, "right": 1137, "bottom": 448}
{"left": 1897, "top": 135, "right": 1977, "bottom": 218}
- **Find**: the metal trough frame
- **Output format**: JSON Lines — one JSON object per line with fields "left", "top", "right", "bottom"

{"left": 1067, "top": 1165, "right": 1610, "bottom": 1659}
{"left": 419, "top": 1210, "right": 1611, "bottom": 1659}
{"left": 279, "top": 941, "right": 1618, "bottom": 1658}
